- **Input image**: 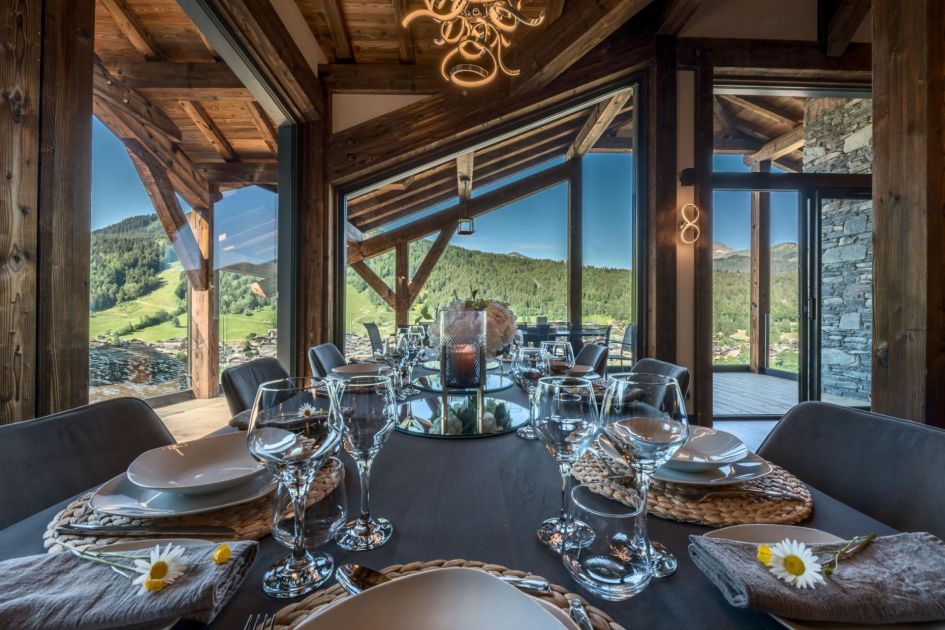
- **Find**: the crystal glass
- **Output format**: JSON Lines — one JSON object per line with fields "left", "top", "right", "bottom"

{"left": 334, "top": 375, "right": 397, "bottom": 551}
{"left": 247, "top": 377, "right": 343, "bottom": 598}
{"left": 512, "top": 346, "right": 543, "bottom": 440}
{"left": 540, "top": 340, "right": 575, "bottom": 376}
{"left": 532, "top": 376, "right": 600, "bottom": 552}
{"left": 563, "top": 483, "right": 652, "bottom": 601}
{"left": 271, "top": 457, "right": 347, "bottom": 587}
{"left": 397, "top": 330, "right": 424, "bottom": 395}
{"left": 600, "top": 373, "right": 689, "bottom": 578}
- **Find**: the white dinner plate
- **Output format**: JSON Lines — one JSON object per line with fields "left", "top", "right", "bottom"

{"left": 665, "top": 426, "right": 750, "bottom": 473}
{"left": 704, "top": 525, "right": 945, "bottom": 630}
{"left": 90, "top": 470, "right": 276, "bottom": 518}
{"left": 331, "top": 363, "right": 390, "bottom": 377}
{"left": 127, "top": 432, "right": 264, "bottom": 495}
{"left": 596, "top": 435, "right": 772, "bottom": 486}
{"left": 296, "top": 568, "right": 569, "bottom": 630}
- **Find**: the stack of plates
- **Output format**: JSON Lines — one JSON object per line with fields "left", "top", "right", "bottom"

{"left": 90, "top": 432, "right": 275, "bottom": 518}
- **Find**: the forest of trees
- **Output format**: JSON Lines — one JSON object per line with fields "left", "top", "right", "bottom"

{"left": 90, "top": 215, "right": 167, "bottom": 311}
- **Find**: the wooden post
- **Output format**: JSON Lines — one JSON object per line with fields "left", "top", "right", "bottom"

{"left": 871, "top": 0, "right": 945, "bottom": 427}
{"left": 395, "top": 241, "right": 410, "bottom": 327}
{"left": 749, "top": 161, "right": 771, "bottom": 373}
{"left": 568, "top": 157, "right": 583, "bottom": 329}
{"left": 1, "top": 0, "right": 94, "bottom": 422}
{"left": 189, "top": 207, "right": 218, "bottom": 398}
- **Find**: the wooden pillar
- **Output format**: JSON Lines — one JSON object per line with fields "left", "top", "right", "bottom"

{"left": 294, "top": 119, "right": 335, "bottom": 374}
{"left": 395, "top": 241, "right": 410, "bottom": 327}
{"left": 1, "top": 0, "right": 94, "bottom": 422}
{"left": 567, "top": 157, "right": 583, "bottom": 329}
{"left": 692, "top": 58, "right": 715, "bottom": 428}
{"left": 189, "top": 207, "right": 218, "bottom": 398}
{"left": 647, "top": 35, "right": 678, "bottom": 361}
{"left": 872, "top": 0, "right": 945, "bottom": 426}
{"left": 749, "top": 161, "right": 771, "bottom": 373}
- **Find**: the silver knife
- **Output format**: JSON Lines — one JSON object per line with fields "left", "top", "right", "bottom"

{"left": 56, "top": 523, "right": 235, "bottom": 537}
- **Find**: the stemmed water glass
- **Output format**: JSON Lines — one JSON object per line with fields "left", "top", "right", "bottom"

{"left": 532, "top": 376, "right": 600, "bottom": 552}
{"left": 397, "top": 330, "right": 424, "bottom": 395}
{"left": 540, "top": 340, "right": 575, "bottom": 376}
{"left": 513, "top": 346, "right": 543, "bottom": 440}
{"left": 333, "top": 375, "right": 397, "bottom": 551}
{"left": 247, "top": 377, "right": 343, "bottom": 598}
{"left": 599, "top": 373, "right": 689, "bottom": 578}
{"left": 271, "top": 457, "right": 347, "bottom": 588}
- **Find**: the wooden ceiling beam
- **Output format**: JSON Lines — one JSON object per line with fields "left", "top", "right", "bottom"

{"left": 713, "top": 96, "right": 740, "bottom": 138}
{"left": 825, "top": 0, "right": 871, "bottom": 57}
{"left": 244, "top": 100, "right": 278, "bottom": 156}
{"left": 657, "top": 0, "right": 702, "bottom": 35}
{"left": 350, "top": 162, "right": 569, "bottom": 264}
{"left": 100, "top": 0, "right": 163, "bottom": 60}
{"left": 392, "top": 0, "right": 416, "bottom": 63}
{"left": 196, "top": 162, "right": 276, "bottom": 185}
{"left": 509, "top": 0, "right": 654, "bottom": 94}
{"left": 92, "top": 58, "right": 180, "bottom": 142}
{"left": 350, "top": 262, "right": 396, "bottom": 308}
{"left": 409, "top": 223, "right": 457, "bottom": 305}
{"left": 323, "top": 0, "right": 354, "bottom": 61}
{"left": 567, "top": 91, "right": 633, "bottom": 159}
{"left": 456, "top": 153, "right": 475, "bottom": 200}
{"left": 745, "top": 125, "right": 805, "bottom": 164}
{"left": 105, "top": 61, "right": 243, "bottom": 90}
{"left": 179, "top": 100, "right": 238, "bottom": 162}
{"left": 678, "top": 38, "right": 871, "bottom": 71}
{"left": 545, "top": 0, "right": 566, "bottom": 22}
{"left": 718, "top": 94, "right": 801, "bottom": 126}
{"left": 125, "top": 140, "right": 208, "bottom": 290}
{"left": 713, "top": 136, "right": 764, "bottom": 153}
{"left": 319, "top": 63, "right": 440, "bottom": 95}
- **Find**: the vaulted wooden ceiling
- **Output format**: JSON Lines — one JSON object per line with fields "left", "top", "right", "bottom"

{"left": 713, "top": 94, "right": 806, "bottom": 172}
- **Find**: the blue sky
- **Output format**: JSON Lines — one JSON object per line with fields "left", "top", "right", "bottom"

{"left": 713, "top": 155, "right": 798, "bottom": 250}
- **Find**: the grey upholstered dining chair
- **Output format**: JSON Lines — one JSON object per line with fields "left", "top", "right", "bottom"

{"left": 574, "top": 343, "right": 608, "bottom": 376}
{"left": 363, "top": 322, "right": 384, "bottom": 356}
{"left": 0, "top": 397, "right": 175, "bottom": 530}
{"left": 630, "top": 357, "right": 691, "bottom": 396}
{"left": 758, "top": 402, "right": 945, "bottom": 540}
{"left": 221, "top": 356, "right": 289, "bottom": 416}
{"left": 308, "top": 343, "right": 347, "bottom": 377}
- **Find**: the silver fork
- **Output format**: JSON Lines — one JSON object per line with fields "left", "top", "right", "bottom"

{"left": 243, "top": 613, "right": 275, "bottom": 630}
{"left": 676, "top": 487, "right": 806, "bottom": 502}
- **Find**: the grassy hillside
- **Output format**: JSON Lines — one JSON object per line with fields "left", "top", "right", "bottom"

{"left": 90, "top": 265, "right": 185, "bottom": 341}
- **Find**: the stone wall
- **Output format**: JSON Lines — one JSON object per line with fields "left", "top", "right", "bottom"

{"left": 803, "top": 98, "right": 872, "bottom": 402}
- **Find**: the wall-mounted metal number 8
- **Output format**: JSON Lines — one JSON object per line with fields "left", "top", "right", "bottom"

{"left": 679, "top": 203, "right": 701, "bottom": 244}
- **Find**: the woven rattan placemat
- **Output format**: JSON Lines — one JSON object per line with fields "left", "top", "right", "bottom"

{"left": 572, "top": 453, "right": 812, "bottom": 527}
{"left": 273, "top": 559, "right": 624, "bottom": 630}
{"left": 43, "top": 460, "right": 342, "bottom": 553}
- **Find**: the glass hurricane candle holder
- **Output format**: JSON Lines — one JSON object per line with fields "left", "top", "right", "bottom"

{"left": 439, "top": 310, "right": 487, "bottom": 390}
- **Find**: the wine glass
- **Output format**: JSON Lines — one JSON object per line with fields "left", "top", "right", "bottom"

{"left": 540, "top": 340, "right": 575, "bottom": 376}
{"left": 532, "top": 376, "right": 600, "bottom": 553}
{"left": 599, "top": 373, "right": 689, "bottom": 578}
{"left": 271, "top": 457, "right": 347, "bottom": 587}
{"left": 397, "top": 331, "right": 423, "bottom": 395}
{"left": 512, "top": 346, "right": 543, "bottom": 440}
{"left": 333, "top": 375, "right": 397, "bottom": 551}
{"left": 247, "top": 377, "right": 343, "bottom": 598}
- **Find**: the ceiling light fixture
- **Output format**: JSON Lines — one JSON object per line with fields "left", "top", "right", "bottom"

{"left": 402, "top": 1, "right": 544, "bottom": 88}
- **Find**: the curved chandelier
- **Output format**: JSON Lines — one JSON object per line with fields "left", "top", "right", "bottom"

{"left": 402, "top": 1, "right": 545, "bottom": 88}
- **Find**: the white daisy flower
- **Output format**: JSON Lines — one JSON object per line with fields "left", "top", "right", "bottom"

{"left": 132, "top": 543, "right": 187, "bottom": 595}
{"left": 298, "top": 403, "right": 317, "bottom": 418}
{"left": 768, "top": 539, "right": 825, "bottom": 589}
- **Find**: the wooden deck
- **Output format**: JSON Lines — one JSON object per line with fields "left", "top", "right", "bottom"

{"left": 713, "top": 371, "right": 863, "bottom": 417}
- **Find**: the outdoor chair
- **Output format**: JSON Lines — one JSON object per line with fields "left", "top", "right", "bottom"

{"left": 0, "top": 397, "right": 175, "bottom": 529}
{"left": 221, "top": 357, "right": 290, "bottom": 416}
{"left": 309, "top": 343, "right": 347, "bottom": 377}
{"left": 364, "top": 322, "right": 384, "bottom": 356}
{"left": 574, "top": 343, "right": 609, "bottom": 376}
{"left": 630, "top": 357, "right": 691, "bottom": 396}
{"left": 759, "top": 402, "right": 945, "bottom": 539}
{"left": 609, "top": 325, "right": 636, "bottom": 369}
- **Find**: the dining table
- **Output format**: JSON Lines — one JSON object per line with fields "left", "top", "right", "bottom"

{"left": 0, "top": 375, "right": 899, "bottom": 629}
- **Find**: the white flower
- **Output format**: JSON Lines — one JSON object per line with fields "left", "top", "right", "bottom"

{"left": 767, "top": 539, "right": 825, "bottom": 589}
{"left": 298, "top": 403, "right": 317, "bottom": 418}
{"left": 132, "top": 543, "right": 187, "bottom": 594}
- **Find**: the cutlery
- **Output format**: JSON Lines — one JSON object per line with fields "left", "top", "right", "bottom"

{"left": 335, "top": 564, "right": 551, "bottom": 596}
{"left": 568, "top": 599, "right": 593, "bottom": 630}
{"left": 677, "top": 487, "right": 806, "bottom": 502}
{"left": 56, "top": 523, "right": 235, "bottom": 537}
{"left": 243, "top": 612, "right": 275, "bottom": 630}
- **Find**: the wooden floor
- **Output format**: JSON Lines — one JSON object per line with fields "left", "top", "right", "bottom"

{"left": 713, "top": 371, "right": 861, "bottom": 417}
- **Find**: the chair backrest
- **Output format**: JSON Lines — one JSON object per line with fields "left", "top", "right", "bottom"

{"left": 620, "top": 325, "right": 635, "bottom": 348}
{"left": 221, "top": 357, "right": 289, "bottom": 416}
{"left": 364, "top": 323, "right": 384, "bottom": 354}
{"left": 308, "top": 343, "right": 347, "bottom": 377}
{"left": 758, "top": 402, "right": 945, "bottom": 539}
{"left": 0, "top": 397, "right": 175, "bottom": 529}
{"left": 629, "top": 358, "right": 691, "bottom": 396}
{"left": 574, "top": 343, "right": 608, "bottom": 375}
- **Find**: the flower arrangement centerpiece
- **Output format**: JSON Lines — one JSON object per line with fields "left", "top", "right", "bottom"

{"left": 432, "top": 292, "right": 518, "bottom": 358}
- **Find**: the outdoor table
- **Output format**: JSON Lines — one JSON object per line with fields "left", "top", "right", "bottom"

{"left": 0, "top": 400, "right": 897, "bottom": 629}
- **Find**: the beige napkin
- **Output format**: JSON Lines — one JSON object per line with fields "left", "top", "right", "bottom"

{"left": 689, "top": 532, "right": 945, "bottom": 624}
{"left": 0, "top": 541, "right": 256, "bottom": 629}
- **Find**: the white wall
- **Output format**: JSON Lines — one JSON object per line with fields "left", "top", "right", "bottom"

{"left": 331, "top": 94, "right": 430, "bottom": 133}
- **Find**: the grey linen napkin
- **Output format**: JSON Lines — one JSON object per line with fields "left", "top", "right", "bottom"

{"left": 689, "top": 532, "right": 945, "bottom": 624}
{"left": 0, "top": 540, "right": 257, "bottom": 630}
{"left": 229, "top": 409, "right": 251, "bottom": 430}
